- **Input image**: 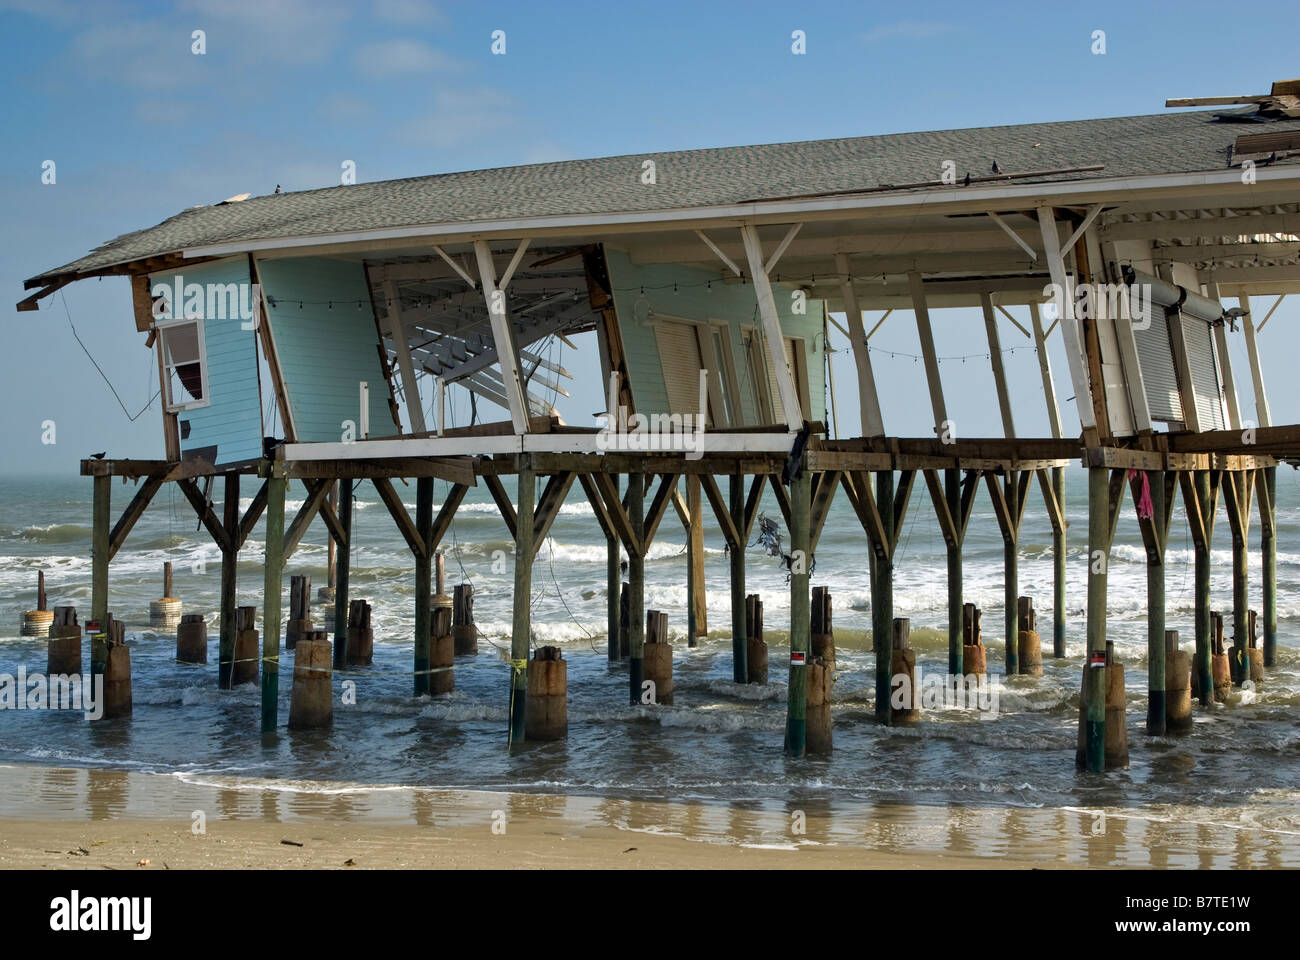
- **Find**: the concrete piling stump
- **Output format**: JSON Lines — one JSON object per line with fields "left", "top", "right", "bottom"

{"left": 21, "top": 570, "right": 52, "bottom": 638}
{"left": 148, "top": 562, "right": 182, "bottom": 633}
{"left": 1165, "top": 630, "right": 1193, "bottom": 733}
{"left": 643, "top": 610, "right": 672, "bottom": 704}
{"left": 525, "top": 646, "right": 567, "bottom": 740}
{"left": 102, "top": 617, "right": 132, "bottom": 719}
{"left": 232, "top": 606, "right": 259, "bottom": 686}
{"left": 962, "top": 603, "right": 987, "bottom": 678}
{"left": 176, "top": 613, "right": 207, "bottom": 664}
{"left": 346, "top": 599, "right": 373, "bottom": 666}
{"left": 288, "top": 631, "right": 333, "bottom": 729}
{"left": 453, "top": 583, "right": 477, "bottom": 656}
{"left": 891, "top": 617, "right": 919, "bottom": 724}
{"left": 47, "top": 606, "right": 81, "bottom": 675}
{"left": 286, "top": 574, "right": 312, "bottom": 651}
{"left": 1017, "top": 596, "right": 1042, "bottom": 676}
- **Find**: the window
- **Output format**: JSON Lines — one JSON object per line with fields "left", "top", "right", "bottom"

{"left": 654, "top": 318, "right": 744, "bottom": 428}
{"left": 158, "top": 318, "right": 209, "bottom": 412}
{"left": 699, "top": 323, "right": 743, "bottom": 428}
{"left": 743, "top": 326, "right": 805, "bottom": 425}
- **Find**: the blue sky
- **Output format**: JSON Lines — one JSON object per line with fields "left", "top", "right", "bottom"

{"left": 2, "top": 0, "right": 1297, "bottom": 472}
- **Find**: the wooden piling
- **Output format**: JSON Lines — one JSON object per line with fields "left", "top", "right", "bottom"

{"left": 962, "top": 603, "right": 986, "bottom": 677}
{"left": 149, "top": 561, "right": 181, "bottom": 632}
{"left": 1247, "top": 609, "right": 1263, "bottom": 683}
{"left": 288, "top": 631, "right": 332, "bottom": 729}
{"left": 22, "top": 570, "right": 53, "bottom": 637}
{"left": 286, "top": 575, "right": 312, "bottom": 651}
{"left": 319, "top": 482, "right": 338, "bottom": 603}
{"left": 218, "top": 473, "right": 239, "bottom": 690}
{"left": 643, "top": 609, "right": 672, "bottom": 704}
{"left": 525, "top": 646, "right": 566, "bottom": 740}
{"left": 414, "top": 477, "right": 433, "bottom": 696}
{"left": 1261, "top": 466, "right": 1277, "bottom": 667}
{"left": 176, "top": 613, "right": 207, "bottom": 664}
{"left": 686, "top": 473, "right": 705, "bottom": 648}
{"left": 509, "top": 459, "right": 535, "bottom": 743}
{"left": 729, "top": 472, "right": 748, "bottom": 683}
{"left": 232, "top": 606, "right": 259, "bottom": 686}
{"left": 626, "top": 471, "right": 645, "bottom": 705}
{"left": 1165, "top": 630, "right": 1193, "bottom": 733}
{"left": 785, "top": 466, "right": 811, "bottom": 754}
{"left": 346, "top": 599, "right": 373, "bottom": 666}
{"left": 1225, "top": 470, "right": 1252, "bottom": 686}
{"left": 332, "top": 482, "right": 353, "bottom": 670}
{"left": 1193, "top": 471, "right": 1213, "bottom": 706}
{"left": 1210, "top": 611, "right": 1231, "bottom": 702}
{"left": 1052, "top": 466, "right": 1067, "bottom": 659}
{"left": 891, "top": 617, "right": 919, "bottom": 724}
{"left": 1016, "top": 596, "right": 1042, "bottom": 676}
{"left": 90, "top": 473, "right": 109, "bottom": 683}
{"left": 1142, "top": 471, "right": 1167, "bottom": 737}
{"left": 1082, "top": 466, "right": 1109, "bottom": 773}
{"left": 261, "top": 472, "right": 285, "bottom": 733}
{"left": 811, "top": 586, "right": 834, "bottom": 664}
{"left": 431, "top": 551, "right": 452, "bottom": 683}
{"left": 431, "top": 603, "right": 453, "bottom": 694}
{"left": 102, "top": 617, "right": 131, "bottom": 720}
{"left": 618, "top": 581, "right": 630, "bottom": 660}
{"left": 453, "top": 583, "right": 477, "bottom": 655}
{"left": 47, "top": 606, "right": 81, "bottom": 676}
{"left": 1076, "top": 641, "right": 1128, "bottom": 769}
{"left": 744, "top": 594, "right": 767, "bottom": 684}
{"left": 871, "top": 471, "right": 895, "bottom": 726}
{"left": 606, "top": 475, "right": 621, "bottom": 662}
{"left": 805, "top": 655, "right": 832, "bottom": 754}
{"left": 944, "top": 469, "right": 964, "bottom": 675}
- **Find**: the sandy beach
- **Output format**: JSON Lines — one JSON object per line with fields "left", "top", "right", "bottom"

{"left": 2, "top": 762, "right": 1295, "bottom": 869}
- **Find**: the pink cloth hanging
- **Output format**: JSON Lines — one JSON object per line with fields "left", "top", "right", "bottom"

{"left": 1127, "top": 469, "right": 1154, "bottom": 520}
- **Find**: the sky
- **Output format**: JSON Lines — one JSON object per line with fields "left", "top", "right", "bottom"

{"left": 2, "top": 0, "right": 1297, "bottom": 474}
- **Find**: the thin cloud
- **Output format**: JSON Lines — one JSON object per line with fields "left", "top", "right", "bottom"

{"left": 354, "top": 38, "right": 458, "bottom": 77}
{"left": 861, "top": 21, "right": 959, "bottom": 44}
{"left": 372, "top": 0, "right": 444, "bottom": 23}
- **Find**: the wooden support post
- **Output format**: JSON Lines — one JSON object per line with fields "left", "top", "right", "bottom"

{"left": 627, "top": 471, "right": 645, "bottom": 704}
{"left": 414, "top": 477, "right": 433, "bottom": 697}
{"left": 872, "top": 471, "right": 895, "bottom": 725}
{"left": 1052, "top": 467, "right": 1066, "bottom": 658}
{"left": 891, "top": 618, "right": 919, "bottom": 724}
{"left": 740, "top": 223, "right": 804, "bottom": 429}
{"left": 686, "top": 474, "right": 705, "bottom": 648}
{"left": 1190, "top": 471, "right": 1215, "bottom": 705}
{"left": 510, "top": 459, "right": 535, "bottom": 742}
{"left": 1224, "top": 470, "right": 1253, "bottom": 685}
{"left": 1145, "top": 472, "right": 1167, "bottom": 736}
{"left": 261, "top": 471, "right": 286, "bottom": 733}
{"left": 606, "top": 475, "right": 622, "bottom": 661}
{"left": 981, "top": 291, "right": 1015, "bottom": 438}
{"left": 323, "top": 483, "right": 338, "bottom": 603}
{"left": 945, "top": 470, "right": 963, "bottom": 676}
{"left": 1083, "top": 467, "right": 1111, "bottom": 772}
{"left": 729, "top": 472, "right": 748, "bottom": 683}
{"left": 987, "top": 470, "right": 1030, "bottom": 676}
{"left": 90, "top": 474, "right": 110, "bottom": 682}
{"left": 1261, "top": 467, "right": 1277, "bottom": 667}
{"left": 1037, "top": 205, "right": 1097, "bottom": 438}
{"left": 745, "top": 595, "right": 767, "bottom": 683}
{"left": 834, "top": 252, "right": 885, "bottom": 437}
{"left": 332, "top": 481, "right": 353, "bottom": 671}
{"left": 907, "top": 272, "right": 947, "bottom": 437}
{"left": 218, "top": 474, "right": 239, "bottom": 690}
{"left": 785, "top": 465, "right": 811, "bottom": 756}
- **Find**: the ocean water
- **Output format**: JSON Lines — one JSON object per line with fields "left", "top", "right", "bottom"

{"left": 1, "top": 468, "right": 1298, "bottom": 863}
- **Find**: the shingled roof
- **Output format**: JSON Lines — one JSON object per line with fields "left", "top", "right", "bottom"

{"left": 26, "top": 108, "right": 1300, "bottom": 288}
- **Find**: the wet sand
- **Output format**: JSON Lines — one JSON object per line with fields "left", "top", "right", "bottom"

{"left": 1, "top": 762, "right": 1295, "bottom": 868}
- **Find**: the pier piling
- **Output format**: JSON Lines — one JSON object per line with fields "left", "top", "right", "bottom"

{"left": 47, "top": 606, "right": 80, "bottom": 675}
{"left": 784, "top": 465, "right": 811, "bottom": 754}
{"left": 509, "top": 459, "right": 534, "bottom": 743}
{"left": 288, "top": 631, "right": 333, "bottom": 729}
{"left": 1016, "top": 596, "right": 1042, "bottom": 676}
{"left": 643, "top": 609, "right": 672, "bottom": 704}
{"left": 744, "top": 594, "right": 767, "bottom": 684}
{"left": 525, "top": 646, "right": 566, "bottom": 739}
{"left": 453, "top": 583, "right": 477, "bottom": 655}
{"left": 891, "top": 617, "right": 918, "bottom": 724}
{"left": 148, "top": 561, "right": 181, "bottom": 633}
{"left": 346, "top": 600, "right": 373, "bottom": 667}
{"left": 22, "top": 570, "right": 52, "bottom": 637}
{"left": 1165, "top": 630, "right": 1193, "bottom": 732}
{"left": 232, "top": 606, "right": 259, "bottom": 687}
{"left": 176, "top": 613, "right": 207, "bottom": 664}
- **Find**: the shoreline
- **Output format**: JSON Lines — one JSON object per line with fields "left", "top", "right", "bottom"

{"left": 1, "top": 762, "right": 1295, "bottom": 868}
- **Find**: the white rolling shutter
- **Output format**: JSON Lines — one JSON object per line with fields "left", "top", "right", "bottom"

{"left": 655, "top": 321, "right": 703, "bottom": 415}
{"left": 763, "top": 338, "right": 786, "bottom": 425}
{"left": 1179, "top": 312, "right": 1226, "bottom": 431}
{"left": 1133, "top": 313, "right": 1183, "bottom": 423}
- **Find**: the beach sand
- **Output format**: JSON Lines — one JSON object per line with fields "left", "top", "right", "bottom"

{"left": 0, "top": 763, "right": 1067, "bottom": 869}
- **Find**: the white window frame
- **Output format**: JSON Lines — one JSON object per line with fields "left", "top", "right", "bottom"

{"left": 156, "top": 316, "right": 211, "bottom": 413}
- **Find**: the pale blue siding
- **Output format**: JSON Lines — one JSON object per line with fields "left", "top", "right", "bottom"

{"left": 150, "top": 257, "right": 264, "bottom": 466}
{"left": 258, "top": 258, "right": 397, "bottom": 442}
{"left": 604, "top": 248, "right": 826, "bottom": 425}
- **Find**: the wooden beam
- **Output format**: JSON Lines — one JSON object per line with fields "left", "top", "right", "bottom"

{"left": 643, "top": 473, "right": 680, "bottom": 548}
{"left": 473, "top": 239, "right": 530, "bottom": 433}
{"left": 429, "top": 482, "right": 469, "bottom": 551}
{"left": 177, "top": 477, "right": 231, "bottom": 554}
{"left": 236, "top": 479, "right": 269, "bottom": 550}
{"left": 741, "top": 223, "right": 804, "bottom": 429}
{"left": 578, "top": 473, "right": 615, "bottom": 541}
{"left": 700, "top": 474, "right": 740, "bottom": 550}
{"left": 766, "top": 473, "right": 792, "bottom": 530}
{"left": 908, "top": 271, "right": 947, "bottom": 436}
{"left": 373, "top": 477, "right": 426, "bottom": 558}
{"left": 531, "top": 471, "right": 576, "bottom": 558}
{"left": 981, "top": 291, "right": 1015, "bottom": 439}
{"left": 107, "top": 476, "right": 165, "bottom": 561}
{"left": 835, "top": 252, "right": 885, "bottom": 437}
{"left": 483, "top": 473, "right": 518, "bottom": 539}
{"left": 593, "top": 470, "right": 640, "bottom": 553}
{"left": 383, "top": 279, "right": 427, "bottom": 434}
{"left": 282, "top": 479, "right": 332, "bottom": 559}
{"left": 809, "top": 471, "right": 840, "bottom": 553}
{"left": 743, "top": 473, "right": 765, "bottom": 542}
{"left": 1037, "top": 205, "right": 1097, "bottom": 434}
